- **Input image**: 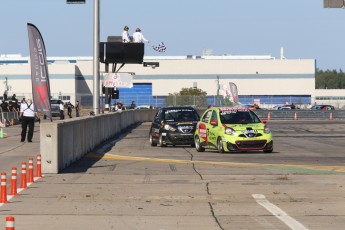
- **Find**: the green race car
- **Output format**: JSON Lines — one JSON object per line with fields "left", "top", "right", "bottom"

{"left": 194, "top": 107, "right": 273, "bottom": 153}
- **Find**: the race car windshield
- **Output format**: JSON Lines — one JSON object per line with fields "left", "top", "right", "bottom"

{"left": 220, "top": 111, "right": 261, "bottom": 124}
{"left": 164, "top": 110, "right": 199, "bottom": 122}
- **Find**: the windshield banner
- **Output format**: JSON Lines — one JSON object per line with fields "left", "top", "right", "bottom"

{"left": 27, "top": 23, "right": 52, "bottom": 120}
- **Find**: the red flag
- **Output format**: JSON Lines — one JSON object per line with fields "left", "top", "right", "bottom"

{"left": 27, "top": 23, "right": 52, "bottom": 120}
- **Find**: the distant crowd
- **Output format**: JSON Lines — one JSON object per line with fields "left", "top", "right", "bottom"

{"left": 0, "top": 91, "right": 21, "bottom": 113}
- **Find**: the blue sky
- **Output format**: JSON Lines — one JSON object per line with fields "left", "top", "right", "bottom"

{"left": 1, "top": 0, "right": 344, "bottom": 70}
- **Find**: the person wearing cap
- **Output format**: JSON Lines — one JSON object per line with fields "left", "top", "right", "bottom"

{"left": 20, "top": 98, "right": 39, "bottom": 143}
{"left": 122, "top": 25, "right": 131, "bottom": 43}
{"left": 132, "top": 27, "right": 149, "bottom": 43}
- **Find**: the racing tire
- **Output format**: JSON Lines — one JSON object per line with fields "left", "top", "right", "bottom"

{"left": 263, "top": 149, "right": 273, "bottom": 153}
{"left": 159, "top": 134, "right": 167, "bottom": 147}
{"left": 195, "top": 136, "right": 205, "bottom": 152}
{"left": 217, "top": 137, "right": 225, "bottom": 153}
{"left": 149, "top": 132, "right": 157, "bottom": 146}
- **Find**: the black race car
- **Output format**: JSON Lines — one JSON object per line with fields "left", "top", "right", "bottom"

{"left": 149, "top": 106, "right": 200, "bottom": 147}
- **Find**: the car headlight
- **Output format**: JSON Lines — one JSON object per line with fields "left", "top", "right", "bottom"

{"left": 264, "top": 126, "right": 271, "bottom": 134}
{"left": 225, "top": 127, "right": 236, "bottom": 135}
{"left": 164, "top": 124, "right": 177, "bottom": 131}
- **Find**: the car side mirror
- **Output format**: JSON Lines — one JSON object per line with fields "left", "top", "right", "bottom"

{"left": 210, "top": 120, "right": 217, "bottom": 126}
{"left": 262, "top": 119, "right": 267, "bottom": 124}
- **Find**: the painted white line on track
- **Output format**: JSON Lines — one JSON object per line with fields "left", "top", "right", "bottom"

{"left": 252, "top": 194, "right": 308, "bottom": 230}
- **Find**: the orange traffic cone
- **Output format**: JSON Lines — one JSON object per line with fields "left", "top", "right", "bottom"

{"left": 267, "top": 112, "right": 271, "bottom": 120}
{"left": 6, "top": 216, "right": 15, "bottom": 230}
{"left": 0, "top": 172, "right": 8, "bottom": 203}
{"left": 36, "top": 154, "right": 42, "bottom": 178}
{"left": 294, "top": 112, "right": 298, "bottom": 121}
{"left": 10, "top": 167, "right": 18, "bottom": 196}
{"left": 329, "top": 112, "right": 333, "bottom": 121}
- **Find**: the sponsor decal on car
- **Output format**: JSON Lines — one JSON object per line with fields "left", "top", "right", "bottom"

{"left": 241, "top": 130, "right": 258, "bottom": 134}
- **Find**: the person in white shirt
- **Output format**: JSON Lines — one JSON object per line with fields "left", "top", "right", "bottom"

{"left": 20, "top": 98, "right": 39, "bottom": 143}
{"left": 59, "top": 101, "right": 65, "bottom": 120}
{"left": 122, "top": 25, "right": 131, "bottom": 43}
{"left": 132, "top": 28, "right": 149, "bottom": 43}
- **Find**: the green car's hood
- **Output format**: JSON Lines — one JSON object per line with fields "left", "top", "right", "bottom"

{"left": 225, "top": 122, "right": 265, "bottom": 132}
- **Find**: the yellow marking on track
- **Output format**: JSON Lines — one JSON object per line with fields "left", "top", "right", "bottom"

{"left": 86, "top": 152, "right": 345, "bottom": 173}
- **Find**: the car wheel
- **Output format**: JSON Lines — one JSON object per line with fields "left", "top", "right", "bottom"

{"left": 263, "top": 149, "right": 273, "bottom": 153}
{"left": 217, "top": 137, "right": 225, "bottom": 153}
{"left": 159, "top": 134, "right": 167, "bottom": 147}
{"left": 149, "top": 132, "right": 157, "bottom": 146}
{"left": 195, "top": 136, "right": 205, "bottom": 152}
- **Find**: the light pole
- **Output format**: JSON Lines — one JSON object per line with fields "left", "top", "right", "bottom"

{"left": 93, "top": 0, "right": 100, "bottom": 115}
{"left": 67, "top": 0, "right": 99, "bottom": 115}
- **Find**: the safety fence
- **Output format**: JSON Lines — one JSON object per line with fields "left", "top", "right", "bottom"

{"left": 0, "top": 112, "right": 21, "bottom": 128}
{"left": 252, "top": 109, "right": 345, "bottom": 120}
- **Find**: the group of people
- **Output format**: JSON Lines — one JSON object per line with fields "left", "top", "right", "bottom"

{"left": 0, "top": 93, "right": 20, "bottom": 112}
{"left": 111, "top": 101, "right": 136, "bottom": 112}
{"left": 59, "top": 101, "right": 80, "bottom": 120}
{"left": 122, "top": 26, "right": 149, "bottom": 43}
{"left": 2, "top": 89, "right": 82, "bottom": 142}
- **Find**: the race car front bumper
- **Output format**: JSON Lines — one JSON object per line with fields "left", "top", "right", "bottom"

{"left": 226, "top": 140, "right": 273, "bottom": 152}
{"left": 161, "top": 132, "right": 194, "bottom": 145}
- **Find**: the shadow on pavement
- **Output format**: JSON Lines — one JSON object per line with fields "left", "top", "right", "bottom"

{"left": 60, "top": 122, "right": 142, "bottom": 174}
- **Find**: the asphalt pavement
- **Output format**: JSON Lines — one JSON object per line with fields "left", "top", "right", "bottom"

{"left": 1, "top": 121, "right": 345, "bottom": 229}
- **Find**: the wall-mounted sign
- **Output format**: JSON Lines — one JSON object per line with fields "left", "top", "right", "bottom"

{"left": 103, "top": 73, "right": 133, "bottom": 88}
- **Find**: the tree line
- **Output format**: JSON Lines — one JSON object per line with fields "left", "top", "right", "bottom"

{"left": 316, "top": 69, "right": 345, "bottom": 89}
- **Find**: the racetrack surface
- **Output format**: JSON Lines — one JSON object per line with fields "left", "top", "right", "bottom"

{"left": 0, "top": 120, "right": 345, "bottom": 229}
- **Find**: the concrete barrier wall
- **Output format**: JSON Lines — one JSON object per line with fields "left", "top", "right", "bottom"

{"left": 40, "top": 109, "right": 157, "bottom": 173}
{"left": 40, "top": 108, "right": 345, "bottom": 174}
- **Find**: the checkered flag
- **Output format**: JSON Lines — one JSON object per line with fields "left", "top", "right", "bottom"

{"left": 152, "top": 42, "right": 166, "bottom": 52}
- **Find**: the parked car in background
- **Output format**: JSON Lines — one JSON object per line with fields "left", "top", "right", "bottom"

{"left": 149, "top": 106, "right": 200, "bottom": 147}
{"left": 136, "top": 105, "right": 151, "bottom": 109}
{"left": 194, "top": 107, "right": 273, "bottom": 153}
{"left": 311, "top": 105, "right": 335, "bottom": 110}
{"left": 242, "top": 104, "right": 261, "bottom": 110}
{"left": 275, "top": 104, "right": 297, "bottom": 110}
{"left": 50, "top": 99, "right": 62, "bottom": 117}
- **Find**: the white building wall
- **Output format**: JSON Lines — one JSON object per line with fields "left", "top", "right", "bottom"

{"left": 1, "top": 56, "right": 316, "bottom": 103}
{"left": 121, "top": 58, "right": 315, "bottom": 96}
{"left": 0, "top": 62, "right": 76, "bottom": 102}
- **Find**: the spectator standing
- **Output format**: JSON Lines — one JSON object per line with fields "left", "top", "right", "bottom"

{"left": 129, "top": 101, "right": 136, "bottom": 109}
{"left": 3, "top": 90, "right": 8, "bottom": 101}
{"left": 122, "top": 25, "right": 131, "bottom": 43}
{"left": 75, "top": 100, "right": 80, "bottom": 117}
{"left": 9, "top": 101, "right": 18, "bottom": 112}
{"left": 11, "top": 94, "right": 18, "bottom": 103}
{"left": 59, "top": 101, "right": 65, "bottom": 120}
{"left": 0, "top": 100, "right": 9, "bottom": 112}
{"left": 20, "top": 98, "right": 39, "bottom": 143}
{"left": 132, "top": 28, "right": 149, "bottom": 43}
{"left": 117, "top": 101, "right": 123, "bottom": 111}
{"left": 66, "top": 101, "right": 74, "bottom": 118}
